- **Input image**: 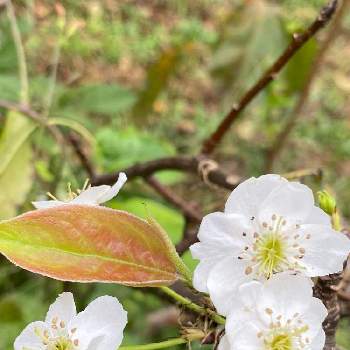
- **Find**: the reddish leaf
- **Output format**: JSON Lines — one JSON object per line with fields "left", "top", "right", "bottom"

{"left": 0, "top": 205, "right": 178, "bottom": 286}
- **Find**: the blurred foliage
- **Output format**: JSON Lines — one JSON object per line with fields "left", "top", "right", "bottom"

{"left": 0, "top": 0, "right": 350, "bottom": 349}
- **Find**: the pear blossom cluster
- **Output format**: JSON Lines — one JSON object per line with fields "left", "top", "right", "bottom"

{"left": 12, "top": 173, "right": 350, "bottom": 350}
{"left": 191, "top": 174, "right": 350, "bottom": 350}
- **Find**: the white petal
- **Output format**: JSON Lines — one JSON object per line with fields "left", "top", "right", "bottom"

{"left": 45, "top": 292, "right": 77, "bottom": 326}
{"left": 225, "top": 174, "right": 286, "bottom": 217}
{"left": 258, "top": 274, "right": 314, "bottom": 320}
{"left": 192, "top": 258, "right": 217, "bottom": 293}
{"left": 71, "top": 186, "right": 111, "bottom": 205}
{"left": 32, "top": 200, "right": 65, "bottom": 209}
{"left": 207, "top": 257, "right": 251, "bottom": 315}
{"left": 302, "top": 298, "right": 328, "bottom": 339}
{"left": 190, "top": 213, "right": 251, "bottom": 293}
{"left": 228, "top": 322, "right": 264, "bottom": 350}
{"left": 237, "top": 281, "right": 263, "bottom": 309}
{"left": 258, "top": 180, "right": 315, "bottom": 225}
{"left": 97, "top": 172, "right": 127, "bottom": 203}
{"left": 14, "top": 321, "right": 48, "bottom": 350}
{"left": 300, "top": 225, "right": 350, "bottom": 276}
{"left": 305, "top": 206, "right": 331, "bottom": 226}
{"left": 69, "top": 295, "right": 127, "bottom": 350}
{"left": 309, "top": 327, "right": 326, "bottom": 350}
{"left": 218, "top": 334, "right": 231, "bottom": 350}
{"left": 196, "top": 212, "right": 252, "bottom": 246}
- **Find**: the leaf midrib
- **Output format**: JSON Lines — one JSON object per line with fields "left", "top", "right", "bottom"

{"left": 0, "top": 235, "right": 176, "bottom": 278}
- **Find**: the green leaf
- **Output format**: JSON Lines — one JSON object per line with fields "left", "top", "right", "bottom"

{"left": 0, "top": 205, "right": 178, "bottom": 286}
{"left": 96, "top": 126, "right": 183, "bottom": 184}
{"left": 58, "top": 84, "right": 136, "bottom": 115}
{"left": 0, "top": 75, "right": 20, "bottom": 101}
{"left": 0, "top": 112, "right": 36, "bottom": 176}
{"left": 110, "top": 197, "right": 184, "bottom": 245}
{"left": 283, "top": 38, "right": 318, "bottom": 93}
{"left": 182, "top": 250, "right": 198, "bottom": 272}
{"left": 0, "top": 112, "right": 35, "bottom": 219}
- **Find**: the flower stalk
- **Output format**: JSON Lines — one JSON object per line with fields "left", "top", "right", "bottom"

{"left": 119, "top": 337, "right": 191, "bottom": 350}
{"left": 160, "top": 286, "right": 225, "bottom": 325}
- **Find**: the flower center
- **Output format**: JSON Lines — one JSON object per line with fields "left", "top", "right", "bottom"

{"left": 240, "top": 214, "right": 309, "bottom": 279}
{"left": 34, "top": 317, "right": 80, "bottom": 350}
{"left": 48, "top": 337, "right": 74, "bottom": 350}
{"left": 256, "top": 232, "right": 286, "bottom": 278}
{"left": 259, "top": 308, "right": 310, "bottom": 350}
{"left": 267, "top": 333, "right": 292, "bottom": 350}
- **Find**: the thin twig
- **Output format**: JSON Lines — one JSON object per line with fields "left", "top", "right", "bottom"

{"left": 176, "top": 226, "right": 199, "bottom": 255}
{"left": 265, "top": 0, "right": 348, "bottom": 171}
{"left": 65, "top": 132, "right": 95, "bottom": 178}
{"left": 145, "top": 176, "right": 202, "bottom": 223}
{"left": 201, "top": 0, "right": 338, "bottom": 155}
{"left": 6, "top": 0, "right": 29, "bottom": 104}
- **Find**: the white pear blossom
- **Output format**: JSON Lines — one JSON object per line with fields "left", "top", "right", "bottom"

{"left": 33, "top": 172, "right": 127, "bottom": 209}
{"left": 190, "top": 174, "right": 350, "bottom": 315}
{"left": 14, "top": 292, "right": 127, "bottom": 350}
{"left": 218, "top": 274, "right": 327, "bottom": 350}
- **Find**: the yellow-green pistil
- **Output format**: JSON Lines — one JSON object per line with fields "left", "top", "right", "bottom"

{"left": 256, "top": 232, "right": 286, "bottom": 278}
{"left": 266, "top": 333, "right": 292, "bottom": 350}
{"left": 48, "top": 338, "right": 74, "bottom": 350}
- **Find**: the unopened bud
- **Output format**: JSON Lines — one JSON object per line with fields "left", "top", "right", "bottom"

{"left": 317, "top": 190, "right": 337, "bottom": 216}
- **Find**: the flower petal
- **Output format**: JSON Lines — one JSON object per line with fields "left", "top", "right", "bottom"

{"left": 258, "top": 274, "right": 314, "bottom": 321}
{"left": 305, "top": 206, "right": 331, "bottom": 226}
{"left": 69, "top": 295, "right": 127, "bottom": 350}
{"left": 309, "top": 327, "right": 326, "bottom": 350}
{"left": 192, "top": 258, "right": 217, "bottom": 293}
{"left": 45, "top": 292, "right": 77, "bottom": 326}
{"left": 258, "top": 180, "right": 315, "bottom": 225}
{"left": 207, "top": 257, "right": 251, "bottom": 315}
{"left": 302, "top": 298, "right": 328, "bottom": 339}
{"left": 225, "top": 174, "right": 285, "bottom": 217}
{"left": 196, "top": 212, "right": 252, "bottom": 245}
{"left": 71, "top": 186, "right": 111, "bottom": 205}
{"left": 218, "top": 334, "right": 231, "bottom": 350}
{"left": 32, "top": 200, "right": 65, "bottom": 209}
{"left": 228, "top": 321, "right": 264, "bottom": 350}
{"left": 14, "top": 321, "right": 48, "bottom": 350}
{"left": 97, "top": 172, "right": 127, "bottom": 204}
{"left": 190, "top": 212, "right": 251, "bottom": 293}
{"left": 300, "top": 225, "right": 350, "bottom": 276}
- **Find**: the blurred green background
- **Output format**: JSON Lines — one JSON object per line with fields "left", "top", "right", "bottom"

{"left": 0, "top": 0, "right": 350, "bottom": 349}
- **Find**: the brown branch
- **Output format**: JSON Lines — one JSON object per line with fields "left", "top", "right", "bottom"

{"left": 65, "top": 132, "right": 95, "bottom": 179}
{"left": 92, "top": 156, "right": 240, "bottom": 191}
{"left": 265, "top": 0, "right": 348, "bottom": 171}
{"left": 145, "top": 175, "right": 202, "bottom": 223}
{"left": 314, "top": 232, "right": 350, "bottom": 350}
{"left": 314, "top": 274, "right": 342, "bottom": 350}
{"left": 201, "top": 0, "right": 338, "bottom": 155}
{"left": 176, "top": 226, "right": 199, "bottom": 255}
